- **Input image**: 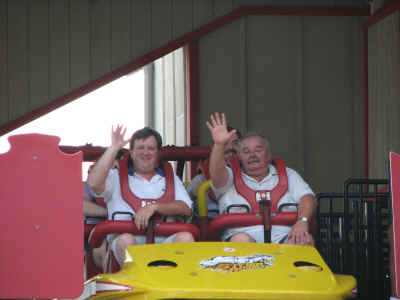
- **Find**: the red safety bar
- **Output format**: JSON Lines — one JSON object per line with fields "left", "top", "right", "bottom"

{"left": 89, "top": 220, "right": 200, "bottom": 248}
{"left": 60, "top": 145, "right": 211, "bottom": 163}
{"left": 207, "top": 212, "right": 317, "bottom": 241}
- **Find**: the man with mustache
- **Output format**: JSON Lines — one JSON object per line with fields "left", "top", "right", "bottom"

{"left": 206, "top": 112, "right": 317, "bottom": 245}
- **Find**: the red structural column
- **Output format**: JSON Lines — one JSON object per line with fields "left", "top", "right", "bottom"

{"left": 186, "top": 41, "right": 199, "bottom": 179}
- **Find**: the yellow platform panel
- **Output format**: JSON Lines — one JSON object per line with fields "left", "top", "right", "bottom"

{"left": 84, "top": 242, "right": 356, "bottom": 300}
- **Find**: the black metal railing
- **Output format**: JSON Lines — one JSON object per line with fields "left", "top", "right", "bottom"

{"left": 316, "top": 178, "right": 390, "bottom": 300}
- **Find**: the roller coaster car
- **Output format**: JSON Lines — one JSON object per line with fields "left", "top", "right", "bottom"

{"left": 84, "top": 207, "right": 356, "bottom": 300}
{"left": 83, "top": 164, "right": 356, "bottom": 299}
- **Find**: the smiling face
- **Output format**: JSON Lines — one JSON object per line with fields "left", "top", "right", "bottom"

{"left": 238, "top": 136, "right": 271, "bottom": 179}
{"left": 130, "top": 136, "right": 159, "bottom": 175}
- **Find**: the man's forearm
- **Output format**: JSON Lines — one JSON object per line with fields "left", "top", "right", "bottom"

{"left": 88, "top": 146, "right": 120, "bottom": 194}
{"left": 297, "top": 194, "right": 317, "bottom": 220}
{"left": 209, "top": 144, "right": 229, "bottom": 188}
{"left": 83, "top": 198, "right": 107, "bottom": 217}
{"left": 154, "top": 200, "right": 192, "bottom": 216}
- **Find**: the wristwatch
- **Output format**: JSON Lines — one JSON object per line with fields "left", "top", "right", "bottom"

{"left": 298, "top": 216, "right": 309, "bottom": 223}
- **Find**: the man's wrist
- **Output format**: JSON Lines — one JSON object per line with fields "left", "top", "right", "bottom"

{"left": 297, "top": 216, "right": 309, "bottom": 223}
{"left": 213, "top": 143, "right": 226, "bottom": 150}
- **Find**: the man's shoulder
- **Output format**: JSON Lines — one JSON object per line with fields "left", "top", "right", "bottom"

{"left": 284, "top": 166, "right": 303, "bottom": 178}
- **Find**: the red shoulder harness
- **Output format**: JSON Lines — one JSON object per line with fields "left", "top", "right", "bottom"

{"left": 228, "top": 156, "right": 288, "bottom": 214}
{"left": 117, "top": 154, "right": 175, "bottom": 212}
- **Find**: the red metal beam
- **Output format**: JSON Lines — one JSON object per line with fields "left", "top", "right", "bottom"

{"left": 186, "top": 41, "right": 200, "bottom": 179}
{"left": 362, "top": 1, "right": 400, "bottom": 29}
{"left": 243, "top": 5, "right": 369, "bottom": 16}
{"left": 186, "top": 41, "right": 199, "bottom": 147}
{"left": 0, "top": 5, "right": 370, "bottom": 136}
{"left": 59, "top": 145, "right": 210, "bottom": 162}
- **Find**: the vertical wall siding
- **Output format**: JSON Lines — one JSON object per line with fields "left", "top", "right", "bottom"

{"left": 0, "top": 0, "right": 367, "bottom": 131}
{"left": 49, "top": 0, "right": 70, "bottom": 100}
{"left": 247, "top": 16, "right": 303, "bottom": 172}
{"left": 7, "top": 0, "right": 29, "bottom": 121}
{"left": 0, "top": 0, "right": 234, "bottom": 129}
{"left": 29, "top": 0, "right": 49, "bottom": 110}
{"left": 0, "top": 0, "right": 366, "bottom": 194}
{"left": 90, "top": 0, "right": 111, "bottom": 81}
{"left": 70, "top": 0, "right": 90, "bottom": 91}
{"left": 304, "top": 16, "right": 361, "bottom": 192}
{"left": 351, "top": 16, "right": 364, "bottom": 183}
{"left": 111, "top": 0, "right": 131, "bottom": 70}
{"left": 368, "top": 11, "right": 400, "bottom": 179}
{"left": 130, "top": 0, "right": 151, "bottom": 59}
{"left": 0, "top": 0, "right": 8, "bottom": 123}
{"left": 197, "top": 15, "right": 364, "bottom": 193}
{"left": 198, "top": 20, "right": 245, "bottom": 141}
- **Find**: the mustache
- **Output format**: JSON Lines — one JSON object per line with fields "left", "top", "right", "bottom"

{"left": 248, "top": 157, "right": 260, "bottom": 164}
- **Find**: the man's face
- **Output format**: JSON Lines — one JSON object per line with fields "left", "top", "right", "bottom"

{"left": 130, "top": 136, "right": 159, "bottom": 174}
{"left": 238, "top": 136, "right": 271, "bottom": 174}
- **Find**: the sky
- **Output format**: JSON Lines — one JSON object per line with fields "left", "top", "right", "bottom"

{"left": 0, "top": 69, "right": 145, "bottom": 179}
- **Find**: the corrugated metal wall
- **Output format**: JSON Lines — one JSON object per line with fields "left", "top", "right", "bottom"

{"left": 368, "top": 11, "right": 400, "bottom": 179}
{"left": 0, "top": 0, "right": 367, "bottom": 194}
{"left": 0, "top": 0, "right": 366, "bottom": 131}
{"left": 0, "top": 0, "right": 206, "bottom": 128}
{"left": 197, "top": 15, "right": 364, "bottom": 193}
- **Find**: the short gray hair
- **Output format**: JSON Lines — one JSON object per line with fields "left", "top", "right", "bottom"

{"left": 239, "top": 131, "right": 271, "bottom": 152}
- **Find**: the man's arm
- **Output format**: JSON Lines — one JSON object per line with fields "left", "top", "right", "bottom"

{"left": 83, "top": 193, "right": 107, "bottom": 217}
{"left": 134, "top": 201, "right": 191, "bottom": 230}
{"left": 206, "top": 112, "right": 236, "bottom": 189}
{"left": 87, "top": 125, "right": 129, "bottom": 195}
{"left": 135, "top": 174, "right": 192, "bottom": 230}
{"left": 285, "top": 194, "right": 317, "bottom": 245}
{"left": 297, "top": 194, "right": 317, "bottom": 221}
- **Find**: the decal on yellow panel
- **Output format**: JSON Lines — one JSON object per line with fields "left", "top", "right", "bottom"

{"left": 199, "top": 254, "right": 275, "bottom": 273}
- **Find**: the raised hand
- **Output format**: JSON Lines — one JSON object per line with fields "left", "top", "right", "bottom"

{"left": 111, "top": 124, "right": 130, "bottom": 149}
{"left": 206, "top": 112, "right": 237, "bottom": 146}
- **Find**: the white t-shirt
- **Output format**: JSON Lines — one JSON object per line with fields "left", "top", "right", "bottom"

{"left": 95, "top": 169, "right": 192, "bottom": 221}
{"left": 212, "top": 165, "right": 314, "bottom": 243}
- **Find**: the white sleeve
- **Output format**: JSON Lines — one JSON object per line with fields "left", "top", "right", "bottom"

{"left": 287, "top": 168, "right": 315, "bottom": 203}
{"left": 174, "top": 174, "right": 193, "bottom": 209}
{"left": 90, "top": 169, "right": 118, "bottom": 202}
{"left": 185, "top": 174, "right": 205, "bottom": 195}
{"left": 211, "top": 166, "right": 234, "bottom": 200}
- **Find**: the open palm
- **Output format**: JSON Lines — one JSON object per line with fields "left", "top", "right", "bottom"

{"left": 111, "top": 124, "right": 130, "bottom": 149}
{"left": 206, "top": 112, "right": 236, "bottom": 146}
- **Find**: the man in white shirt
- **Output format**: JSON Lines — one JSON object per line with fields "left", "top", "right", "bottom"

{"left": 88, "top": 125, "right": 194, "bottom": 267}
{"left": 206, "top": 112, "right": 317, "bottom": 245}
